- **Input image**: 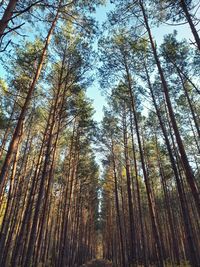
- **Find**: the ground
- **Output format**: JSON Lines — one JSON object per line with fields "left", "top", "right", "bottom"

{"left": 81, "top": 259, "right": 113, "bottom": 267}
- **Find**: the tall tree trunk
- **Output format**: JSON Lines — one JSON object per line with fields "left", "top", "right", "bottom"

{"left": 0, "top": 4, "right": 60, "bottom": 193}
{"left": 144, "top": 62, "right": 199, "bottom": 266}
{"left": 122, "top": 104, "right": 136, "bottom": 264}
{"left": 139, "top": 0, "right": 200, "bottom": 219}
{"left": 111, "top": 139, "right": 127, "bottom": 267}
{"left": 129, "top": 110, "right": 148, "bottom": 267}
{"left": 155, "top": 132, "right": 180, "bottom": 264}
{"left": 123, "top": 57, "right": 164, "bottom": 266}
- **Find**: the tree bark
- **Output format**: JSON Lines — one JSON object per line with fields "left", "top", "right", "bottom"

{"left": 139, "top": 0, "right": 200, "bottom": 219}
{"left": 0, "top": 5, "right": 60, "bottom": 193}
{"left": 0, "top": 0, "right": 18, "bottom": 38}
{"left": 180, "top": 0, "right": 200, "bottom": 51}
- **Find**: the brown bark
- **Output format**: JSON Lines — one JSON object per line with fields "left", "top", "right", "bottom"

{"left": 0, "top": 5, "right": 60, "bottom": 193}
{"left": 139, "top": 0, "right": 200, "bottom": 220}
{"left": 122, "top": 104, "right": 136, "bottom": 264}
{"left": 0, "top": 0, "right": 18, "bottom": 38}
{"left": 129, "top": 110, "right": 148, "bottom": 267}
{"left": 111, "top": 139, "right": 127, "bottom": 267}
{"left": 144, "top": 62, "right": 199, "bottom": 266}
{"left": 123, "top": 55, "right": 164, "bottom": 266}
{"left": 180, "top": 0, "right": 200, "bottom": 51}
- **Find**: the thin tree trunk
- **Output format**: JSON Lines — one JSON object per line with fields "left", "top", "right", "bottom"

{"left": 111, "top": 139, "right": 127, "bottom": 267}
{"left": 180, "top": 0, "right": 200, "bottom": 51}
{"left": 130, "top": 110, "right": 148, "bottom": 267}
{"left": 122, "top": 104, "right": 136, "bottom": 264}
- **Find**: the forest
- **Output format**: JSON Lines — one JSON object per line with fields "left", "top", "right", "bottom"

{"left": 0, "top": 0, "right": 199, "bottom": 267}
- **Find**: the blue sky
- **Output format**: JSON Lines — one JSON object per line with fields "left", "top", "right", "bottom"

{"left": 87, "top": 3, "right": 196, "bottom": 122}
{"left": 86, "top": 3, "right": 114, "bottom": 122}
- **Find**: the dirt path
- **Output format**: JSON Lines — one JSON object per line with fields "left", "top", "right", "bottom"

{"left": 81, "top": 259, "right": 113, "bottom": 267}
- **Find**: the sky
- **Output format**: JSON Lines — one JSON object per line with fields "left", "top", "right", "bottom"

{"left": 87, "top": 3, "right": 197, "bottom": 122}
{"left": 86, "top": 3, "right": 114, "bottom": 122}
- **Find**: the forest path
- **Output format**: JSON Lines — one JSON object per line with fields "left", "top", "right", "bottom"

{"left": 82, "top": 259, "right": 113, "bottom": 267}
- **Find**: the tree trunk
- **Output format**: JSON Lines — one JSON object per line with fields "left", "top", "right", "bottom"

{"left": 122, "top": 104, "right": 136, "bottom": 264}
{"left": 144, "top": 62, "right": 199, "bottom": 266}
{"left": 0, "top": 5, "right": 60, "bottom": 193}
{"left": 139, "top": 0, "right": 200, "bottom": 219}
{"left": 123, "top": 57, "right": 164, "bottom": 266}
{"left": 0, "top": 0, "right": 18, "bottom": 38}
{"left": 180, "top": 0, "right": 200, "bottom": 51}
{"left": 111, "top": 139, "right": 127, "bottom": 267}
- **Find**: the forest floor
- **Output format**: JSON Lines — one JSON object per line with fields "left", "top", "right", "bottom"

{"left": 81, "top": 259, "right": 113, "bottom": 267}
{"left": 81, "top": 260, "right": 191, "bottom": 267}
